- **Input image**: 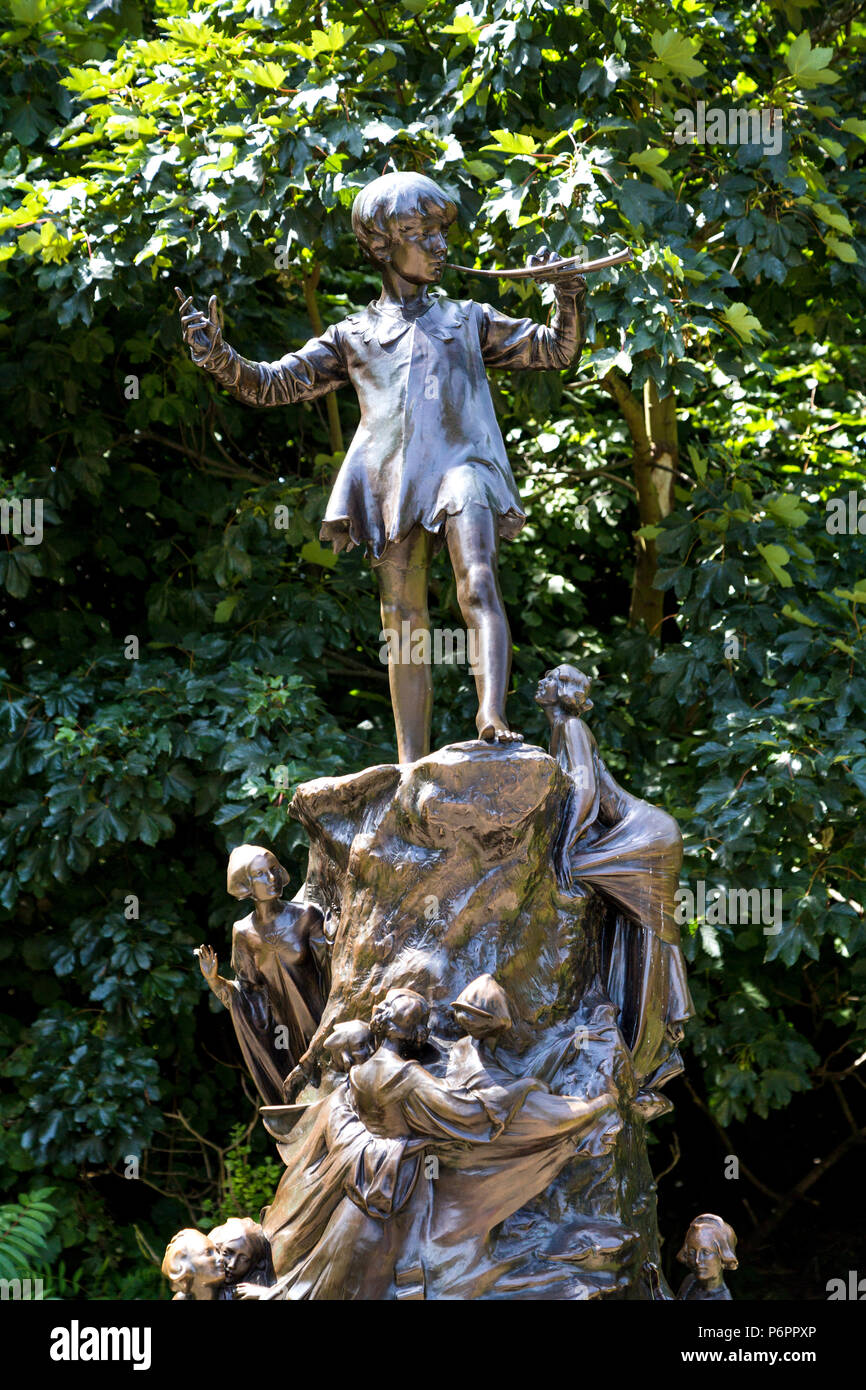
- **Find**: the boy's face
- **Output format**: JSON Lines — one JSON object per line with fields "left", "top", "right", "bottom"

{"left": 683, "top": 1228, "right": 723, "bottom": 1280}
{"left": 186, "top": 1233, "right": 224, "bottom": 1286}
{"left": 452, "top": 1004, "right": 495, "bottom": 1039}
{"left": 385, "top": 211, "right": 449, "bottom": 284}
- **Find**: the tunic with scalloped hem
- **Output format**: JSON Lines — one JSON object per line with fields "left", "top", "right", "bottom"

{"left": 194, "top": 292, "right": 581, "bottom": 560}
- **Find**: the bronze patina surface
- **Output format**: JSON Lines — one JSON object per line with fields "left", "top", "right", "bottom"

{"left": 196, "top": 844, "right": 327, "bottom": 1105}
{"left": 178, "top": 170, "right": 586, "bottom": 761}
{"left": 161, "top": 175, "right": 738, "bottom": 1302}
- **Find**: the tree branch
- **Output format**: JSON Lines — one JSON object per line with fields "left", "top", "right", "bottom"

{"left": 743, "top": 1123, "right": 866, "bottom": 1252}
{"left": 119, "top": 429, "right": 269, "bottom": 484}
{"left": 301, "top": 266, "right": 344, "bottom": 456}
{"left": 682, "top": 1076, "right": 782, "bottom": 1203}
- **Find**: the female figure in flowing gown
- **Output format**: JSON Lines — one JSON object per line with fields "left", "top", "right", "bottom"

{"left": 197, "top": 844, "right": 327, "bottom": 1106}
{"left": 536, "top": 666, "right": 694, "bottom": 1085}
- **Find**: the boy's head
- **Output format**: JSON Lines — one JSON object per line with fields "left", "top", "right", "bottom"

{"left": 450, "top": 973, "right": 512, "bottom": 1040}
{"left": 677, "top": 1213, "right": 738, "bottom": 1280}
{"left": 208, "top": 1216, "right": 271, "bottom": 1284}
{"left": 351, "top": 171, "right": 458, "bottom": 280}
{"left": 323, "top": 1019, "right": 374, "bottom": 1072}
{"left": 161, "top": 1228, "right": 225, "bottom": 1300}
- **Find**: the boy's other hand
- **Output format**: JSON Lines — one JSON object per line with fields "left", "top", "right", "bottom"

{"left": 175, "top": 286, "right": 223, "bottom": 363}
{"left": 527, "top": 247, "right": 587, "bottom": 303}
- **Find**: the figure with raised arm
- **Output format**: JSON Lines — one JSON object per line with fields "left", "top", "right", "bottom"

{"left": 196, "top": 844, "right": 327, "bottom": 1106}
{"left": 177, "top": 171, "right": 586, "bottom": 762}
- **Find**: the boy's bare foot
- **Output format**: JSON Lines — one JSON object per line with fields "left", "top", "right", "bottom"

{"left": 476, "top": 712, "right": 523, "bottom": 743}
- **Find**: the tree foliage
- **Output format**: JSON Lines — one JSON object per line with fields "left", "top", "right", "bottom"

{"left": 0, "top": 0, "right": 864, "bottom": 1292}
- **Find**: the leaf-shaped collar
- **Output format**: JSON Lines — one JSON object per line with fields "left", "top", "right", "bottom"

{"left": 345, "top": 296, "right": 472, "bottom": 347}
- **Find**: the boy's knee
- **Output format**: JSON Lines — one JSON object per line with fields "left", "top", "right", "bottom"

{"left": 381, "top": 601, "right": 429, "bottom": 630}
{"left": 459, "top": 564, "right": 498, "bottom": 611}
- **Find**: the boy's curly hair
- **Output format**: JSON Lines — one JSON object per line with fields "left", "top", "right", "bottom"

{"left": 369, "top": 986, "right": 430, "bottom": 1048}
{"left": 677, "top": 1213, "right": 738, "bottom": 1270}
{"left": 351, "top": 171, "right": 458, "bottom": 267}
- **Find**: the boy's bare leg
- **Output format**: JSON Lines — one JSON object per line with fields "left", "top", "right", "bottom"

{"left": 446, "top": 505, "right": 521, "bottom": 743}
{"left": 374, "top": 527, "right": 433, "bottom": 764}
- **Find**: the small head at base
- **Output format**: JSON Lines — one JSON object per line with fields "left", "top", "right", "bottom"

{"left": 535, "top": 665, "right": 593, "bottom": 716}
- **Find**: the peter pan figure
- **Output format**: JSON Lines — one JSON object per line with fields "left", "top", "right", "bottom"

{"left": 177, "top": 171, "right": 586, "bottom": 762}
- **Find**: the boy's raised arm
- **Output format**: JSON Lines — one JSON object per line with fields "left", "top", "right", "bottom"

{"left": 477, "top": 249, "right": 587, "bottom": 373}
{"left": 175, "top": 287, "right": 348, "bottom": 408}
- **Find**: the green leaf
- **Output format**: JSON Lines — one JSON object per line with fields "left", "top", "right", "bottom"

{"left": 722, "top": 302, "right": 767, "bottom": 345}
{"left": 784, "top": 32, "right": 840, "bottom": 87}
{"left": 756, "top": 543, "right": 794, "bottom": 588}
{"left": 299, "top": 540, "right": 338, "bottom": 569}
{"left": 481, "top": 130, "right": 539, "bottom": 156}
{"left": 766, "top": 494, "right": 809, "bottom": 528}
{"left": 833, "top": 582, "right": 866, "bottom": 603}
{"left": 235, "top": 63, "right": 288, "bottom": 90}
{"left": 805, "top": 203, "right": 854, "bottom": 236}
{"left": 840, "top": 118, "right": 866, "bottom": 142}
{"left": 649, "top": 29, "right": 706, "bottom": 79}
{"left": 214, "top": 595, "right": 240, "bottom": 623}
{"left": 826, "top": 236, "right": 857, "bottom": 264}
{"left": 464, "top": 159, "right": 497, "bottom": 180}
{"left": 780, "top": 604, "right": 818, "bottom": 628}
{"left": 629, "top": 148, "right": 673, "bottom": 191}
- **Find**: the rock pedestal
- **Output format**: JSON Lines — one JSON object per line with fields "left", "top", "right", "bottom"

{"left": 260, "top": 741, "right": 671, "bottom": 1300}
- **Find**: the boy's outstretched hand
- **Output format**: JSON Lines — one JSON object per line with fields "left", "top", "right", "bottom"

{"left": 527, "top": 247, "right": 587, "bottom": 304}
{"left": 175, "top": 286, "right": 223, "bottom": 364}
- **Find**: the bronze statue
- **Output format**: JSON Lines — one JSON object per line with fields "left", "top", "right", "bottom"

{"left": 536, "top": 665, "right": 694, "bottom": 1083}
{"left": 676, "top": 1214, "right": 738, "bottom": 1301}
{"left": 155, "top": 716, "right": 728, "bottom": 1298}
{"left": 245, "top": 989, "right": 445, "bottom": 1301}
{"left": 177, "top": 170, "right": 587, "bottom": 761}
{"left": 208, "top": 1217, "right": 275, "bottom": 1296}
{"left": 196, "top": 845, "right": 327, "bottom": 1105}
{"left": 246, "top": 984, "right": 618, "bottom": 1300}
{"left": 420, "top": 977, "right": 624, "bottom": 1297}
{"left": 161, "top": 1229, "right": 225, "bottom": 1301}
{"left": 158, "top": 158, "right": 729, "bottom": 1304}
{"left": 320, "top": 1018, "right": 374, "bottom": 1076}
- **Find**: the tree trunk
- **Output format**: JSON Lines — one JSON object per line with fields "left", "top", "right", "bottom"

{"left": 301, "top": 265, "right": 344, "bottom": 457}
{"left": 275, "top": 261, "right": 345, "bottom": 457}
{"left": 603, "top": 369, "right": 679, "bottom": 635}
